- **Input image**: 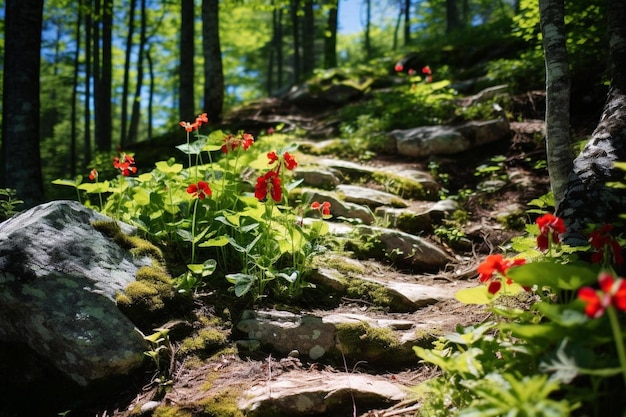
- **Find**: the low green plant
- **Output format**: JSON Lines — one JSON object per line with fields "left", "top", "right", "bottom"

{"left": 413, "top": 212, "right": 626, "bottom": 416}
{"left": 0, "top": 188, "right": 23, "bottom": 221}
{"left": 53, "top": 114, "right": 333, "bottom": 303}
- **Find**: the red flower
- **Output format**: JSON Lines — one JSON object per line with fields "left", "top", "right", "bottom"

{"left": 578, "top": 272, "right": 626, "bottom": 318}
{"left": 589, "top": 224, "right": 624, "bottom": 266}
{"left": 179, "top": 121, "right": 198, "bottom": 132}
{"left": 477, "top": 254, "right": 526, "bottom": 294}
{"left": 255, "top": 171, "right": 282, "bottom": 202}
{"left": 394, "top": 63, "right": 404, "bottom": 72}
{"left": 113, "top": 154, "right": 137, "bottom": 176}
{"left": 283, "top": 152, "right": 298, "bottom": 170}
{"left": 311, "top": 201, "right": 331, "bottom": 217}
{"left": 422, "top": 65, "right": 432, "bottom": 75}
{"left": 195, "top": 113, "right": 208, "bottom": 127}
{"left": 536, "top": 213, "right": 565, "bottom": 251}
{"left": 89, "top": 169, "right": 98, "bottom": 181}
{"left": 267, "top": 151, "right": 279, "bottom": 164}
{"left": 408, "top": 68, "right": 416, "bottom": 76}
{"left": 221, "top": 132, "right": 255, "bottom": 153}
{"left": 186, "top": 181, "right": 212, "bottom": 200}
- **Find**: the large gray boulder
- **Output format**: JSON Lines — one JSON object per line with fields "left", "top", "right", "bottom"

{"left": 0, "top": 200, "right": 148, "bottom": 386}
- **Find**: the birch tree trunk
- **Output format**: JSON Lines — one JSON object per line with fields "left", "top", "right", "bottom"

{"left": 539, "top": 0, "right": 574, "bottom": 212}
{"left": 556, "top": 0, "right": 626, "bottom": 243}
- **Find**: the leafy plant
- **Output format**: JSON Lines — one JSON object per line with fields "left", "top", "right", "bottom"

{"left": 0, "top": 188, "right": 23, "bottom": 221}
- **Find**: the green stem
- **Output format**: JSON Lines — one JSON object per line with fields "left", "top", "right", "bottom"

{"left": 606, "top": 305, "right": 626, "bottom": 388}
{"left": 190, "top": 198, "right": 199, "bottom": 264}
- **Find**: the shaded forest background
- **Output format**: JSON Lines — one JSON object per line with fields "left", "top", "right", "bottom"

{"left": 0, "top": 0, "right": 610, "bottom": 206}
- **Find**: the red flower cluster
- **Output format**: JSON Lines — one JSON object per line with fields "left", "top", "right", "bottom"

{"left": 89, "top": 168, "right": 98, "bottom": 181}
{"left": 589, "top": 224, "right": 624, "bottom": 266}
{"left": 179, "top": 113, "right": 209, "bottom": 132}
{"left": 113, "top": 154, "right": 137, "bottom": 176}
{"left": 422, "top": 66, "right": 433, "bottom": 82}
{"left": 578, "top": 272, "right": 626, "bottom": 318}
{"left": 536, "top": 213, "right": 565, "bottom": 251}
{"left": 311, "top": 201, "right": 331, "bottom": 217}
{"left": 221, "top": 132, "right": 255, "bottom": 154}
{"left": 186, "top": 181, "right": 212, "bottom": 200}
{"left": 255, "top": 171, "right": 281, "bottom": 202}
{"left": 477, "top": 253, "right": 526, "bottom": 294}
{"left": 254, "top": 150, "right": 298, "bottom": 202}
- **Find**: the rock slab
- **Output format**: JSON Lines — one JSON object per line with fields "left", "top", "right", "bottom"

{"left": 0, "top": 200, "right": 147, "bottom": 386}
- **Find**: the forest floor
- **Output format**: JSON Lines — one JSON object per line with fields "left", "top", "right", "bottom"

{"left": 99, "top": 90, "right": 595, "bottom": 417}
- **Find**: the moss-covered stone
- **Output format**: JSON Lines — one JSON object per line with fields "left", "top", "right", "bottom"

{"left": 199, "top": 389, "right": 245, "bottom": 417}
{"left": 92, "top": 220, "right": 164, "bottom": 261}
{"left": 372, "top": 171, "right": 438, "bottom": 201}
{"left": 179, "top": 328, "right": 228, "bottom": 356}
{"left": 335, "top": 322, "right": 400, "bottom": 362}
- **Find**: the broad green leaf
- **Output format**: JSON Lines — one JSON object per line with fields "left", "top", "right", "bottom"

{"left": 132, "top": 188, "right": 151, "bottom": 206}
{"left": 176, "top": 137, "right": 207, "bottom": 155}
{"left": 455, "top": 286, "right": 493, "bottom": 305}
{"left": 52, "top": 176, "right": 82, "bottom": 187}
{"left": 198, "top": 235, "right": 230, "bottom": 247}
{"left": 77, "top": 181, "right": 110, "bottom": 193}
{"left": 155, "top": 160, "right": 183, "bottom": 174}
{"left": 507, "top": 261, "right": 599, "bottom": 290}
{"left": 225, "top": 273, "right": 256, "bottom": 297}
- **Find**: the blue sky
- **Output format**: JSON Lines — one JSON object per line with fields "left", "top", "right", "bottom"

{"left": 338, "top": 0, "right": 364, "bottom": 34}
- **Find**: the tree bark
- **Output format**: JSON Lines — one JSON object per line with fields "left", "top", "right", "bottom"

{"left": 1, "top": 0, "right": 45, "bottom": 207}
{"left": 70, "top": 0, "right": 83, "bottom": 177}
{"left": 202, "top": 0, "right": 224, "bottom": 122}
{"left": 179, "top": 0, "right": 195, "bottom": 120}
{"left": 127, "top": 0, "right": 146, "bottom": 144}
{"left": 540, "top": 0, "right": 574, "bottom": 212}
{"left": 557, "top": 0, "right": 626, "bottom": 243}
{"left": 364, "top": 0, "right": 372, "bottom": 59}
{"left": 95, "top": 0, "right": 113, "bottom": 151}
{"left": 404, "top": 0, "right": 411, "bottom": 45}
{"left": 324, "top": 0, "right": 338, "bottom": 69}
{"left": 84, "top": 0, "right": 93, "bottom": 166}
{"left": 301, "top": 0, "right": 315, "bottom": 79}
{"left": 120, "top": 0, "right": 137, "bottom": 148}
{"left": 290, "top": 0, "right": 301, "bottom": 84}
{"left": 445, "top": 0, "right": 460, "bottom": 34}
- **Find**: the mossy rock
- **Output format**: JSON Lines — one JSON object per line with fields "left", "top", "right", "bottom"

{"left": 371, "top": 171, "right": 439, "bottom": 201}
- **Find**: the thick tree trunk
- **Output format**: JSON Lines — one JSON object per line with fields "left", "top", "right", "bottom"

{"left": 179, "top": 0, "right": 195, "bottom": 120}
{"left": 202, "top": 0, "right": 224, "bottom": 122}
{"left": 127, "top": 0, "right": 146, "bottom": 144}
{"left": 301, "top": 0, "right": 315, "bottom": 79}
{"left": 120, "top": 0, "right": 137, "bottom": 148}
{"left": 324, "top": 0, "right": 338, "bottom": 69}
{"left": 404, "top": 0, "right": 411, "bottom": 45}
{"left": 540, "top": 0, "right": 574, "bottom": 212}
{"left": 290, "top": 0, "right": 301, "bottom": 84}
{"left": 1, "top": 0, "right": 45, "bottom": 207}
{"left": 95, "top": 0, "right": 113, "bottom": 151}
{"left": 557, "top": 0, "right": 626, "bottom": 243}
{"left": 70, "top": 0, "right": 83, "bottom": 177}
{"left": 84, "top": 0, "right": 93, "bottom": 166}
{"left": 445, "top": 0, "right": 460, "bottom": 34}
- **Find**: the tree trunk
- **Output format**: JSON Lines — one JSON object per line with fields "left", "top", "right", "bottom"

{"left": 557, "top": 0, "right": 626, "bottom": 243}
{"left": 364, "top": 0, "right": 372, "bottom": 59}
{"left": 277, "top": 7, "right": 284, "bottom": 87}
{"left": 179, "top": 0, "right": 195, "bottom": 120}
{"left": 445, "top": 0, "right": 460, "bottom": 34}
{"left": 301, "top": 0, "right": 315, "bottom": 79}
{"left": 323, "top": 0, "right": 338, "bottom": 69}
{"left": 1, "top": 0, "right": 45, "bottom": 207}
{"left": 404, "top": 0, "right": 411, "bottom": 46}
{"left": 70, "top": 0, "right": 83, "bottom": 177}
{"left": 94, "top": 0, "right": 113, "bottom": 152}
{"left": 147, "top": 45, "right": 155, "bottom": 140}
{"left": 393, "top": 1, "right": 401, "bottom": 50}
{"left": 84, "top": 0, "right": 93, "bottom": 166}
{"left": 127, "top": 0, "right": 146, "bottom": 144}
{"left": 540, "top": 0, "right": 574, "bottom": 212}
{"left": 202, "top": 0, "right": 224, "bottom": 122}
{"left": 120, "top": 0, "right": 137, "bottom": 148}
{"left": 290, "top": 0, "right": 301, "bottom": 84}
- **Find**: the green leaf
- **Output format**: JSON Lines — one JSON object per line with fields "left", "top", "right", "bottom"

{"left": 77, "top": 181, "right": 110, "bottom": 194}
{"left": 52, "top": 176, "right": 82, "bottom": 188}
{"left": 225, "top": 273, "right": 257, "bottom": 297}
{"left": 155, "top": 160, "right": 183, "bottom": 174}
{"left": 176, "top": 137, "right": 207, "bottom": 155}
{"left": 198, "top": 235, "right": 230, "bottom": 247}
{"left": 507, "top": 261, "right": 599, "bottom": 290}
{"left": 455, "top": 286, "right": 493, "bottom": 305}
